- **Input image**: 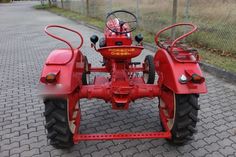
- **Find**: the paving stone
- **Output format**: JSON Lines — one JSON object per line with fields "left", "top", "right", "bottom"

{"left": 91, "top": 149, "right": 110, "bottom": 157}
{"left": 214, "top": 125, "right": 229, "bottom": 132}
{"left": 203, "top": 128, "right": 218, "bottom": 136}
{"left": 1, "top": 142, "right": 20, "bottom": 151}
{"left": 108, "top": 144, "right": 126, "bottom": 154}
{"left": 0, "top": 2, "right": 236, "bottom": 157}
{"left": 81, "top": 154, "right": 92, "bottom": 157}
{"left": 0, "top": 138, "right": 10, "bottom": 147}
{"left": 190, "top": 139, "right": 208, "bottom": 149}
{"left": 217, "top": 138, "right": 234, "bottom": 147}
{"left": 149, "top": 146, "right": 167, "bottom": 156}
{"left": 97, "top": 141, "right": 114, "bottom": 150}
{"left": 124, "top": 140, "right": 142, "bottom": 148}
{"left": 150, "top": 139, "right": 166, "bottom": 146}
{"left": 219, "top": 146, "right": 235, "bottom": 156}
{"left": 10, "top": 145, "right": 30, "bottom": 155}
{"left": 190, "top": 147, "right": 208, "bottom": 157}
{"left": 193, "top": 132, "right": 206, "bottom": 140}
{"left": 203, "top": 135, "right": 219, "bottom": 144}
{"left": 177, "top": 144, "right": 195, "bottom": 154}
{"left": 50, "top": 149, "right": 65, "bottom": 157}
{"left": 105, "top": 152, "right": 122, "bottom": 157}
{"left": 4, "top": 131, "right": 20, "bottom": 139}
{"left": 201, "top": 118, "right": 214, "bottom": 126}
{"left": 9, "top": 154, "right": 20, "bottom": 157}
{"left": 20, "top": 149, "right": 40, "bottom": 157}
{"left": 61, "top": 151, "right": 81, "bottom": 157}
{"left": 136, "top": 142, "right": 153, "bottom": 152}
{"left": 0, "top": 129, "right": 11, "bottom": 135}
{"left": 10, "top": 134, "right": 28, "bottom": 143}
{"left": 204, "top": 143, "right": 221, "bottom": 152}
{"left": 206, "top": 151, "right": 224, "bottom": 157}
{"left": 177, "top": 153, "right": 194, "bottom": 157}
{"left": 202, "top": 116, "right": 215, "bottom": 123}
{"left": 133, "top": 151, "right": 154, "bottom": 157}
{"left": 29, "top": 140, "right": 47, "bottom": 149}
{"left": 32, "top": 152, "right": 51, "bottom": 157}
{"left": 80, "top": 146, "right": 98, "bottom": 156}
{"left": 215, "top": 131, "right": 232, "bottom": 139}
{"left": 120, "top": 147, "right": 139, "bottom": 157}
{"left": 162, "top": 150, "right": 180, "bottom": 157}
{"left": 0, "top": 150, "right": 10, "bottom": 157}
{"left": 20, "top": 137, "right": 38, "bottom": 146}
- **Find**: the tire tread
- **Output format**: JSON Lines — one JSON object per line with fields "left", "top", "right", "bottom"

{"left": 44, "top": 98, "right": 74, "bottom": 149}
{"left": 165, "top": 94, "right": 199, "bottom": 145}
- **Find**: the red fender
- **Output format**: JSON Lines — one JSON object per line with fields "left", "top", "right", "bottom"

{"left": 40, "top": 49, "right": 84, "bottom": 95}
{"left": 154, "top": 48, "right": 207, "bottom": 94}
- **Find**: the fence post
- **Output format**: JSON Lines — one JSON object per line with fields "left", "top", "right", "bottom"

{"left": 184, "top": 0, "right": 190, "bottom": 22}
{"left": 184, "top": 0, "right": 190, "bottom": 39}
{"left": 86, "top": 0, "right": 89, "bottom": 16}
{"left": 136, "top": 0, "right": 140, "bottom": 20}
{"left": 61, "top": 0, "right": 64, "bottom": 9}
{"left": 171, "top": 0, "right": 178, "bottom": 40}
{"left": 109, "top": 0, "right": 112, "bottom": 12}
{"left": 48, "top": 0, "right": 52, "bottom": 7}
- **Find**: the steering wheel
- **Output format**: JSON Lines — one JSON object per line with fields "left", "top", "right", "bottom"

{"left": 106, "top": 10, "right": 138, "bottom": 34}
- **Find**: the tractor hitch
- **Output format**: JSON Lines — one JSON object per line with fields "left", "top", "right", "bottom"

{"left": 73, "top": 131, "right": 171, "bottom": 144}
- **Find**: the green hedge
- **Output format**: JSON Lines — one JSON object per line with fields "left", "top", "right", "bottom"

{"left": 0, "top": 0, "right": 11, "bottom": 3}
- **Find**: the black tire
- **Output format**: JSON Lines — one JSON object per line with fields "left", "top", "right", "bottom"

{"left": 82, "top": 56, "right": 89, "bottom": 85}
{"left": 143, "top": 55, "right": 155, "bottom": 84}
{"left": 44, "top": 99, "right": 74, "bottom": 148}
{"left": 82, "top": 73, "right": 88, "bottom": 85}
{"left": 160, "top": 94, "right": 199, "bottom": 145}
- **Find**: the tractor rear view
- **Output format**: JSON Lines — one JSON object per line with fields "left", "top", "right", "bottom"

{"left": 40, "top": 10, "right": 207, "bottom": 148}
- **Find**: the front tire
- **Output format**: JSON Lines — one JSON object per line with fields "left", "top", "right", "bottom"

{"left": 82, "top": 56, "right": 90, "bottom": 85}
{"left": 159, "top": 92, "right": 199, "bottom": 144}
{"left": 143, "top": 55, "right": 155, "bottom": 84}
{"left": 44, "top": 99, "right": 75, "bottom": 148}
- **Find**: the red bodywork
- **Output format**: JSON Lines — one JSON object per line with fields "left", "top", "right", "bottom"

{"left": 40, "top": 22, "right": 207, "bottom": 143}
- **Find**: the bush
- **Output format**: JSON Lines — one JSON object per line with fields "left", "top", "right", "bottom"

{"left": 0, "top": 0, "right": 11, "bottom": 3}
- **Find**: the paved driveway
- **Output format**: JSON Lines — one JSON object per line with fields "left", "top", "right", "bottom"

{"left": 0, "top": 2, "right": 235, "bottom": 157}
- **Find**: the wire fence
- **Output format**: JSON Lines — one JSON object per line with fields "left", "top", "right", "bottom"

{"left": 55, "top": 0, "right": 236, "bottom": 57}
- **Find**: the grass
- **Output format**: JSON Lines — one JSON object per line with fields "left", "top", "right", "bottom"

{"left": 34, "top": 4, "right": 236, "bottom": 73}
{"left": 35, "top": 4, "right": 105, "bottom": 29}
{"left": 33, "top": 4, "right": 51, "bottom": 9}
{"left": 0, "top": 0, "right": 11, "bottom": 3}
{"left": 114, "top": 0, "right": 236, "bottom": 57}
{"left": 199, "top": 50, "right": 236, "bottom": 73}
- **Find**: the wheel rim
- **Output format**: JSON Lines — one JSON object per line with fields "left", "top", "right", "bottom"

{"left": 86, "top": 73, "right": 90, "bottom": 84}
{"left": 159, "top": 93, "right": 176, "bottom": 130}
{"left": 67, "top": 100, "right": 80, "bottom": 134}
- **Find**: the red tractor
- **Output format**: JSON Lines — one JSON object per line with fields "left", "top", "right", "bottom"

{"left": 40, "top": 10, "right": 207, "bottom": 148}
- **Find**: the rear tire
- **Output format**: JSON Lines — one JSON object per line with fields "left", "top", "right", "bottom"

{"left": 159, "top": 93, "right": 199, "bottom": 145}
{"left": 44, "top": 99, "right": 74, "bottom": 148}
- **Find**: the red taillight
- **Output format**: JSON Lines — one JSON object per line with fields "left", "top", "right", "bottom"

{"left": 45, "top": 73, "right": 57, "bottom": 83}
{"left": 191, "top": 74, "right": 205, "bottom": 83}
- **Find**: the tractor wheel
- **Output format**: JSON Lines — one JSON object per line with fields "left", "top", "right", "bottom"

{"left": 159, "top": 90, "right": 199, "bottom": 145}
{"left": 143, "top": 55, "right": 155, "bottom": 84}
{"left": 82, "top": 56, "right": 90, "bottom": 85}
{"left": 44, "top": 98, "right": 79, "bottom": 148}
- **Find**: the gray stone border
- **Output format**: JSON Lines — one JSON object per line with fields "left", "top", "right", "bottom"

{"left": 199, "top": 62, "right": 236, "bottom": 84}
{"left": 52, "top": 11, "right": 236, "bottom": 84}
